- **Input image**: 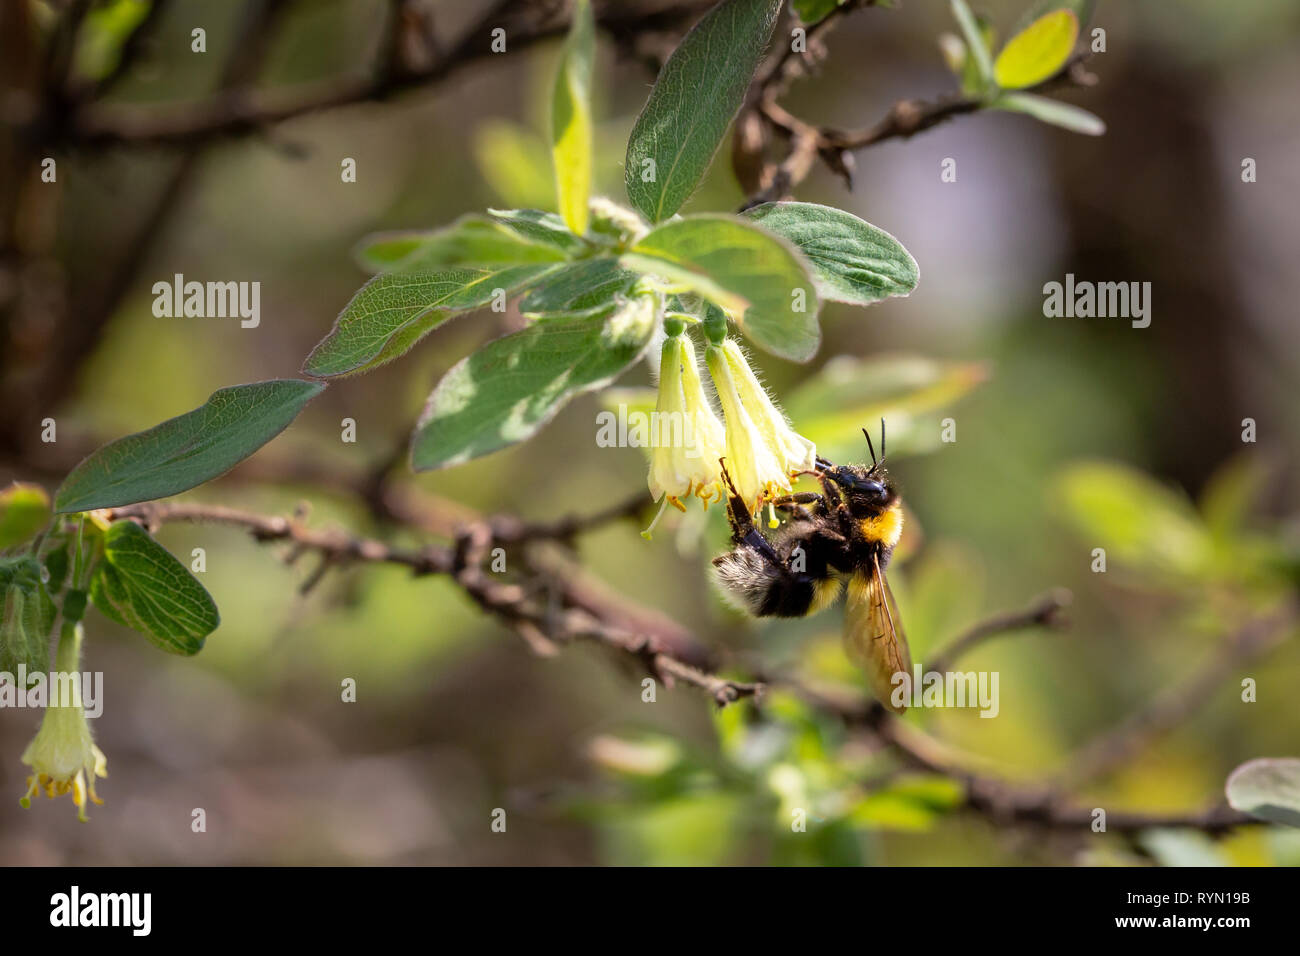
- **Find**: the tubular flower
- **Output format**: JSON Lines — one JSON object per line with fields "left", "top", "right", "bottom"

{"left": 717, "top": 338, "right": 817, "bottom": 479}
{"left": 647, "top": 334, "right": 727, "bottom": 510}
{"left": 706, "top": 342, "right": 799, "bottom": 515}
{"left": 19, "top": 621, "right": 106, "bottom": 823}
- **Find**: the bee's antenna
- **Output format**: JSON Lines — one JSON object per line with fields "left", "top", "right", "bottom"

{"left": 862, "top": 427, "right": 878, "bottom": 468}
{"left": 880, "top": 417, "right": 886, "bottom": 462}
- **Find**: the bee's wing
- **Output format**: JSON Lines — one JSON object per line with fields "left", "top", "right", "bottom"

{"left": 843, "top": 552, "right": 913, "bottom": 713}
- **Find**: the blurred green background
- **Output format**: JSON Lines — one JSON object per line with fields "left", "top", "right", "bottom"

{"left": 1, "top": 0, "right": 1298, "bottom": 865}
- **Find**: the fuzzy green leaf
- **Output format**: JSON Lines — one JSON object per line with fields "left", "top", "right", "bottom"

{"left": 622, "top": 215, "right": 820, "bottom": 361}
{"left": 624, "top": 0, "right": 783, "bottom": 222}
{"left": 303, "top": 264, "right": 559, "bottom": 377}
{"left": 90, "top": 521, "right": 218, "bottom": 655}
{"left": 55, "top": 380, "right": 325, "bottom": 513}
{"left": 742, "top": 201, "right": 918, "bottom": 306}
{"left": 354, "top": 215, "right": 571, "bottom": 274}
{"left": 520, "top": 258, "right": 640, "bottom": 319}
{"left": 411, "top": 297, "right": 658, "bottom": 471}
{"left": 486, "top": 209, "right": 590, "bottom": 257}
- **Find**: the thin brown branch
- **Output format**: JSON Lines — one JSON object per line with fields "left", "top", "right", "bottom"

{"left": 924, "top": 588, "right": 1071, "bottom": 675}
{"left": 795, "top": 681, "right": 1262, "bottom": 836}
{"left": 742, "top": 31, "right": 1098, "bottom": 205}
{"left": 57, "top": 0, "right": 717, "bottom": 149}
{"left": 103, "top": 498, "right": 757, "bottom": 706}
{"left": 99, "top": 499, "right": 1271, "bottom": 835}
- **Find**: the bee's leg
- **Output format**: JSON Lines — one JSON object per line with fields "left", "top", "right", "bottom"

{"left": 771, "top": 491, "right": 824, "bottom": 522}
{"left": 772, "top": 492, "right": 823, "bottom": 508}
{"left": 719, "top": 459, "right": 757, "bottom": 544}
{"left": 718, "top": 459, "right": 788, "bottom": 568}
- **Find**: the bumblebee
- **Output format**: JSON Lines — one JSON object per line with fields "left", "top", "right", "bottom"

{"left": 713, "top": 422, "right": 912, "bottom": 712}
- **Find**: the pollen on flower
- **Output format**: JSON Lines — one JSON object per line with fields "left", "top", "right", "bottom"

{"left": 705, "top": 340, "right": 813, "bottom": 516}
{"left": 647, "top": 334, "right": 727, "bottom": 513}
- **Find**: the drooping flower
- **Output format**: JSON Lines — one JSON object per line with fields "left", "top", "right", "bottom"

{"left": 647, "top": 334, "right": 727, "bottom": 513}
{"left": 717, "top": 338, "right": 817, "bottom": 479}
{"left": 706, "top": 343, "right": 798, "bottom": 515}
{"left": 19, "top": 621, "right": 106, "bottom": 823}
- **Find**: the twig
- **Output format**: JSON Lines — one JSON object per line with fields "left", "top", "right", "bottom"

{"left": 796, "top": 682, "right": 1262, "bottom": 836}
{"left": 56, "top": 0, "right": 717, "bottom": 149}
{"left": 103, "top": 499, "right": 757, "bottom": 706}
{"left": 924, "top": 588, "right": 1071, "bottom": 675}
{"left": 101, "top": 499, "right": 1270, "bottom": 834}
{"left": 740, "top": 4, "right": 1098, "bottom": 207}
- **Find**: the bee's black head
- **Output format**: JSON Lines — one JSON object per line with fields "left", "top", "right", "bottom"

{"left": 823, "top": 464, "right": 897, "bottom": 513}
{"left": 815, "top": 420, "right": 897, "bottom": 513}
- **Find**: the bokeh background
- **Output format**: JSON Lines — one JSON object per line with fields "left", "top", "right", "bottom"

{"left": 1, "top": 0, "right": 1298, "bottom": 865}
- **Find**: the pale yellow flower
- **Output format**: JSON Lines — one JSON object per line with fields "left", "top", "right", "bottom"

{"left": 717, "top": 339, "right": 817, "bottom": 478}
{"left": 647, "top": 335, "right": 726, "bottom": 509}
{"left": 19, "top": 621, "right": 107, "bottom": 823}
{"left": 706, "top": 343, "right": 794, "bottom": 515}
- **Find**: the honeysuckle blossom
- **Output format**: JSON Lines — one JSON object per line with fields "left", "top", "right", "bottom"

{"left": 717, "top": 339, "right": 817, "bottom": 480}
{"left": 647, "top": 334, "right": 727, "bottom": 510}
{"left": 19, "top": 621, "right": 107, "bottom": 823}
{"left": 706, "top": 341, "right": 808, "bottom": 516}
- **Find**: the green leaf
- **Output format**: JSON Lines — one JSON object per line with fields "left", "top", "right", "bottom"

{"left": 993, "top": 9, "right": 1078, "bottom": 89}
{"left": 411, "top": 297, "right": 658, "bottom": 471}
{"left": 303, "top": 264, "right": 558, "bottom": 378}
{"left": 0, "top": 483, "right": 52, "bottom": 549}
{"left": 950, "top": 0, "right": 994, "bottom": 91}
{"left": 0, "top": 556, "right": 56, "bottom": 675}
{"left": 551, "top": 0, "right": 595, "bottom": 235}
{"left": 1053, "top": 461, "right": 1215, "bottom": 580}
{"left": 354, "top": 215, "right": 571, "bottom": 274}
{"left": 624, "top": 0, "right": 783, "bottom": 222}
{"left": 992, "top": 91, "right": 1105, "bottom": 135}
{"left": 90, "top": 521, "right": 218, "bottom": 655}
{"left": 1226, "top": 758, "right": 1300, "bottom": 828}
{"left": 792, "top": 0, "right": 845, "bottom": 27}
{"left": 850, "top": 776, "right": 965, "bottom": 831}
{"left": 741, "top": 201, "right": 918, "bottom": 306}
{"left": 487, "top": 209, "right": 590, "bottom": 258}
{"left": 519, "top": 258, "right": 639, "bottom": 319}
{"left": 784, "top": 355, "right": 987, "bottom": 463}
{"left": 55, "top": 380, "right": 325, "bottom": 513}
{"left": 622, "top": 215, "right": 820, "bottom": 361}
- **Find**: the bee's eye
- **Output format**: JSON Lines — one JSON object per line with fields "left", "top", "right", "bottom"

{"left": 859, "top": 479, "right": 886, "bottom": 498}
